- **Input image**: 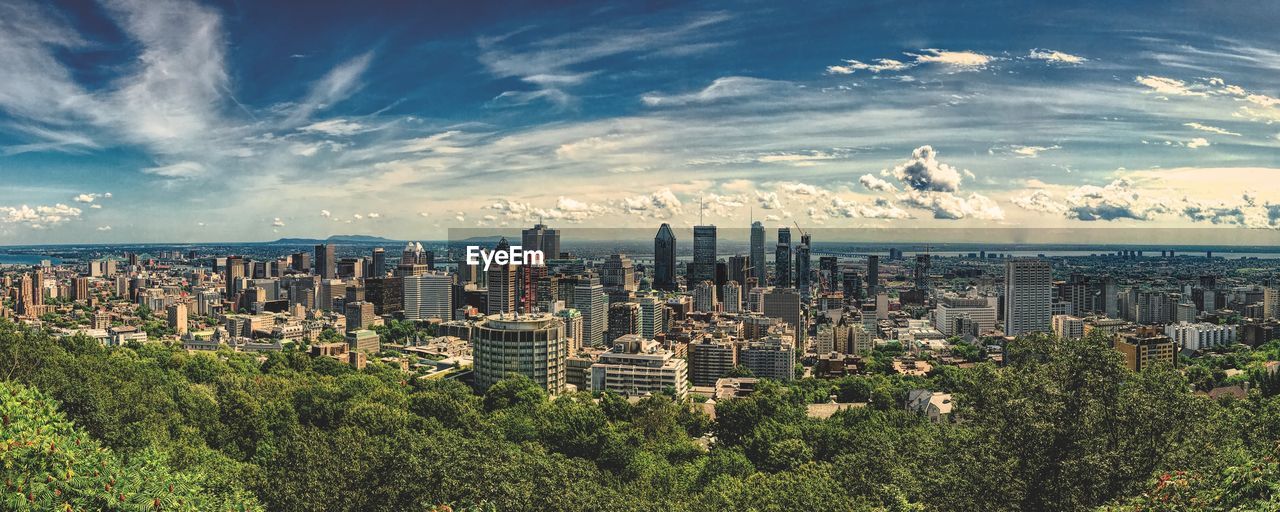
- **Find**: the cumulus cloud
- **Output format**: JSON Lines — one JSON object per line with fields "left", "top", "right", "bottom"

{"left": 367, "top": 212, "right": 380, "bottom": 219}
{"left": 890, "top": 145, "right": 964, "bottom": 192}
{"left": 74, "top": 193, "right": 102, "bottom": 203}
{"left": 900, "top": 189, "right": 1004, "bottom": 220}
{"left": 908, "top": 49, "right": 993, "bottom": 69}
{"left": 1064, "top": 179, "right": 1169, "bottom": 221}
{"left": 619, "top": 189, "right": 683, "bottom": 219}
{"left": 826, "top": 197, "right": 911, "bottom": 220}
{"left": 1012, "top": 189, "right": 1068, "bottom": 215}
{"left": 1184, "top": 137, "right": 1210, "bottom": 149}
{"left": 320, "top": 210, "right": 331, "bottom": 217}
{"left": 1027, "top": 49, "right": 1085, "bottom": 64}
{"left": 826, "top": 58, "right": 912, "bottom": 74}
{"left": 0, "top": 203, "right": 83, "bottom": 228}
{"left": 775, "top": 182, "right": 822, "bottom": 196}
{"left": 755, "top": 191, "right": 784, "bottom": 210}
{"left": 1005, "top": 145, "right": 1061, "bottom": 158}
{"left": 272, "top": 217, "right": 285, "bottom": 227}
{"left": 1181, "top": 194, "right": 1279, "bottom": 229}
{"left": 859, "top": 174, "right": 897, "bottom": 192}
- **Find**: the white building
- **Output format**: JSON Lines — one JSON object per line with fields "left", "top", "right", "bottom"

{"left": 1051, "top": 315, "right": 1084, "bottom": 340}
{"left": 404, "top": 272, "right": 452, "bottom": 322}
{"left": 722, "top": 281, "right": 742, "bottom": 313}
{"left": 1165, "top": 322, "right": 1237, "bottom": 351}
{"left": 589, "top": 334, "right": 689, "bottom": 399}
{"left": 1004, "top": 259, "right": 1052, "bottom": 336}
{"left": 933, "top": 295, "right": 997, "bottom": 336}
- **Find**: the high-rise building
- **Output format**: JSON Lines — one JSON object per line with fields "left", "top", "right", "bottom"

{"left": 723, "top": 281, "right": 742, "bottom": 313}
{"left": 693, "top": 280, "right": 718, "bottom": 313}
{"left": 404, "top": 272, "right": 452, "bottom": 322}
{"left": 371, "top": 248, "right": 386, "bottom": 277}
{"left": 601, "top": 254, "right": 636, "bottom": 293}
{"left": 1115, "top": 327, "right": 1175, "bottom": 371}
{"left": 572, "top": 277, "right": 607, "bottom": 347}
{"left": 486, "top": 238, "right": 517, "bottom": 315}
{"left": 638, "top": 295, "right": 668, "bottom": 339}
{"left": 472, "top": 313, "right": 569, "bottom": 393}
{"left": 653, "top": 224, "right": 677, "bottom": 291}
{"left": 750, "top": 221, "right": 766, "bottom": 284}
{"left": 740, "top": 332, "right": 796, "bottom": 381}
{"left": 692, "top": 225, "right": 717, "bottom": 285}
{"left": 866, "top": 255, "right": 879, "bottom": 298}
{"left": 607, "top": 302, "right": 641, "bottom": 343}
{"left": 344, "top": 301, "right": 376, "bottom": 331}
{"left": 556, "top": 308, "right": 584, "bottom": 354}
{"left": 763, "top": 287, "right": 804, "bottom": 344}
{"left": 522, "top": 223, "right": 561, "bottom": 259}
{"left": 818, "top": 256, "right": 838, "bottom": 293}
{"left": 775, "top": 228, "right": 791, "bottom": 287}
{"left": 225, "top": 255, "right": 245, "bottom": 298}
{"left": 934, "top": 295, "right": 997, "bottom": 336}
{"left": 688, "top": 334, "right": 738, "bottom": 386}
{"left": 71, "top": 277, "right": 89, "bottom": 302}
{"left": 914, "top": 254, "right": 931, "bottom": 291}
{"left": 1052, "top": 315, "right": 1085, "bottom": 340}
{"left": 1004, "top": 259, "right": 1053, "bottom": 336}
{"left": 167, "top": 303, "right": 188, "bottom": 336}
{"left": 794, "top": 239, "right": 811, "bottom": 300}
{"left": 315, "top": 244, "right": 336, "bottom": 279}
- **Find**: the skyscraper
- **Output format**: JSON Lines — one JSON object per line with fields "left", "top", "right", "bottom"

{"left": 371, "top": 247, "right": 386, "bottom": 277}
{"left": 315, "top": 244, "right": 335, "bottom": 279}
{"left": 692, "top": 225, "right": 717, "bottom": 285}
{"left": 404, "top": 272, "right": 452, "bottom": 321}
{"left": 750, "top": 221, "right": 766, "bottom": 284}
{"left": 486, "top": 237, "right": 517, "bottom": 315}
{"left": 571, "top": 277, "right": 606, "bottom": 347}
{"left": 794, "top": 235, "right": 811, "bottom": 300}
{"left": 866, "top": 255, "right": 879, "bottom": 298}
{"left": 1004, "top": 259, "right": 1053, "bottom": 336}
{"left": 607, "top": 302, "right": 641, "bottom": 343}
{"left": 522, "top": 223, "right": 561, "bottom": 259}
{"left": 914, "top": 254, "right": 931, "bottom": 291}
{"left": 471, "top": 313, "right": 569, "bottom": 393}
{"left": 653, "top": 223, "right": 677, "bottom": 291}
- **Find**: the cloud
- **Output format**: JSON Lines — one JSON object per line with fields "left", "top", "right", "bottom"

{"left": 1185, "top": 137, "right": 1210, "bottom": 149}
{"left": 1006, "top": 145, "right": 1061, "bottom": 158}
{"left": 1183, "top": 122, "right": 1240, "bottom": 136}
{"left": 141, "top": 161, "right": 206, "bottom": 179}
{"left": 0, "top": 203, "right": 83, "bottom": 228}
{"left": 74, "top": 193, "right": 101, "bottom": 203}
{"left": 1012, "top": 189, "right": 1068, "bottom": 215}
{"left": 1134, "top": 75, "right": 1206, "bottom": 97}
{"left": 859, "top": 174, "right": 897, "bottom": 192}
{"left": 299, "top": 118, "right": 367, "bottom": 136}
{"left": 1027, "top": 49, "right": 1086, "bottom": 64}
{"left": 418, "top": 212, "right": 430, "bottom": 217}
{"left": 826, "top": 58, "right": 912, "bottom": 74}
{"left": 908, "top": 49, "right": 994, "bottom": 69}
{"left": 619, "top": 188, "right": 683, "bottom": 219}
{"left": 286, "top": 52, "right": 374, "bottom": 123}
{"left": 320, "top": 210, "right": 331, "bottom": 217}
{"left": 272, "top": 217, "right": 285, "bottom": 227}
{"left": 889, "top": 145, "right": 964, "bottom": 192}
{"left": 641, "top": 76, "right": 786, "bottom": 107}
{"left": 1064, "top": 179, "right": 1169, "bottom": 221}
{"left": 826, "top": 197, "right": 911, "bottom": 220}
{"left": 367, "top": 212, "right": 380, "bottom": 218}
{"left": 290, "top": 142, "right": 321, "bottom": 157}
{"left": 900, "top": 189, "right": 1005, "bottom": 220}
{"left": 97, "top": 225, "right": 112, "bottom": 231}
{"left": 755, "top": 191, "right": 784, "bottom": 210}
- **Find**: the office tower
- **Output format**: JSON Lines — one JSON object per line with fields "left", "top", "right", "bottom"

{"left": 535, "top": 275, "right": 561, "bottom": 313}
{"left": 1052, "top": 315, "right": 1085, "bottom": 340}
{"left": 750, "top": 221, "right": 766, "bottom": 284}
{"left": 522, "top": 223, "right": 561, "bottom": 259}
{"left": 934, "top": 295, "right": 997, "bottom": 335}
{"left": 1004, "top": 259, "right": 1053, "bottom": 336}
{"left": 371, "top": 248, "right": 386, "bottom": 277}
{"left": 692, "top": 225, "right": 717, "bottom": 285}
{"left": 866, "top": 255, "right": 879, "bottom": 298}
{"left": 841, "top": 270, "right": 863, "bottom": 301}
{"left": 1266, "top": 287, "right": 1280, "bottom": 320}
{"left": 344, "top": 301, "right": 376, "bottom": 331}
{"left": 607, "top": 302, "right": 641, "bottom": 343}
{"left": 694, "top": 280, "right": 718, "bottom": 313}
{"left": 727, "top": 254, "right": 750, "bottom": 288}
{"left": 763, "top": 287, "right": 803, "bottom": 343}
{"left": 401, "top": 241, "right": 425, "bottom": 265}
{"left": 315, "top": 244, "right": 335, "bottom": 279}
{"left": 740, "top": 332, "right": 796, "bottom": 381}
{"left": 365, "top": 276, "right": 403, "bottom": 315}
{"left": 290, "top": 252, "right": 310, "bottom": 272}
{"left": 167, "top": 303, "right": 188, "bottom": 336}
{"left": 472, "top": 313, "right": 569, "bottom": 393}
{"left": 794, "top": 240, "right": 811, "bottom": 299}
{"left": 601, "top": 254, "right": 636, "bottom": 293}
{"left": 723, "top": 281, "right": 742, "bottom": 313}
{"left": 519, "top": 263, "right": 548, "bottom": 313}
{"left": 775, "top": 228, "right": 791, "bottom": 287}
{"left": 1115, "top": 327, "right": 1175, "bottom": 371}
{"left": 653, "top": 223, "right": 678, "bottom": 291}
{"left": 914, "top": 254, "right": 931, "bottom": 291}
{"left": 404, "top": 272, "right": 452, "bottom": 321}
{"left": 572, "top": 277, "right": 606, "bottom": 347}
{"left": 318, "top": 279, "right": 346, "bottom": 312}
{"left": 589, "top": 335, "right": 689, "bottom": 399}
{"left": 486, "top": 238, "right": 517, "bottom": 315}
{"left": 818, "top": 257, "right": 838, "bottom": 292}
{"left": 777, "top": 227, "right": 791, "bottom": 246}
{"left": 225, "top": 256, "right": 245, "bottom": 298}
{"left": 638, "top": 295, "right": 668, "bottom": 339}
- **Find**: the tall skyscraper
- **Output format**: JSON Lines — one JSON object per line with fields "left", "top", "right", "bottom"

{"left": 914, "top": 254, "right": 931, "bottom": 291}
{"left": 522, "top": 223, "right": 561, "bottom": 259}
{"left": 572, "top": 278, "right": 607, "bottom": 347}
{"left": 653, "top": 223, "right": 677, "bottom": 291}
{"left": 750, "top": 221, "right": 766, "bottom": 284}
{"left": 601, "top": 254, "right": 636, "bottom": 293}
{"left": 866, "top": 255, "right": 879, "bottom": 298}
{"left": 1004, "top": 259, "right": 1053, "bottom": 336}
{"left": 486, "top": 238, "right": 517, "bottom": 315}
{"left": 794, "top": 235, "right": 811, "bottom": 300}
{"left": 693, "top": 280, "right": 717, "bottom": 313}
{"left": 315, "top": 244, "right": 336, "bottom": 279}
{"left": 371, "top": 248, "right": 386, "bottom": 277}
{"left": 774, "top": 244, "right": 791, "bottom": 288}
{"left": 472, "top": 313, "right": 569, "bottom": 393}
{"left": 692, "top": 225, "right": 717, "bottom": 285}
{"left": 723, "top": 281, "right": 742, "bottom": 313}
{"left": 607, "top": 302, "right": 641, "bottom": 343}
{"left": 404, "top": 272, "right": 452, "bottom": 321}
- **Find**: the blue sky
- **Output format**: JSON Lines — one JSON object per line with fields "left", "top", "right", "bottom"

{"left": 1, "top": 0, "right": 1279, "bottom": 243}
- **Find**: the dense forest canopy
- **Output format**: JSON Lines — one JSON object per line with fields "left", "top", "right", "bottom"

{"left": 3, "top": 319, "right": 1279, "bottom": 511}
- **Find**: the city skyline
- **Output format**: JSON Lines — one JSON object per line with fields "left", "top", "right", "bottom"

{"left": 2, "top": 0, "right": 1280, "bottom": 244}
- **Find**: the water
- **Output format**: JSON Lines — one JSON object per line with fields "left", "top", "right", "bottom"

{"left": 0, "top": 254, "right": 61, "bottom": 266}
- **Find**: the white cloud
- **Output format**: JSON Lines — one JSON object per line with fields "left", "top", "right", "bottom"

{"left": 97, "top": 225, "right": 112, "bottom": 231}
{"left": 890, "top": 145, "right": 964, "bottom": 192}
{"left": 859, "top": 174, "right": 897, "bottom": 192}
{"left": 74, "top": 193, "right": 100, "bottom": 203}
{"left": 1135, "top": 75, "right": 1206, "bottom": 97}
{"left": 367, "top": 212, "right": 380, "bottom": 218}
{"left": 900, "top": 189, "right": 1005, "bottom": 220}
{"left": 1012, "top": 189, "right": 1068, "bottom": 215}
{"left": 1007, "top": 145, "right": 1061, "bottom": 158}
{"left": 1185, "top": 137, "right": 1210, "bottom": 149}
{"left": 619, "top": 188, "right": 683, "bottom": 219}
{"left": 1027, "top": 49, "right": 1086, "bottom": 64}
{"left": 299, "top": 118, "right": 367, "bottom": 136}
{"left": 0, "top": 203, "right": 82, "bottom": 228}
{"left": 826, "top": 197, "right": 911, "bottom": 220}
{"left": 418, "top": 212, "right": 430, "bottom": 217}
{"left": 1064, "top": 179, "right": 1169, "bottom": 221}
{"left": 908, "top": 49, "right": 994, "bottom": 69}
{"left": 755, "top": 191, "right": 784, "bottom": 210}
{"left": 320, "top": 209, "right": 331, "bottom": 217}
{"left": 1183, "top": 122, "right": 1240, "bottom": 136}
{"left": 272, "top": 217, "right": 285, "bottom": 227}
{"left": 641, "top": 76, "right": 786, "bottom": 107}
{"left": 826, "top": 58, "right": 912, "bottom": 74}
{"left": 142, "top": 161, "right": 206, "bottom": 179}
{"left": 290, "top": 142, "right": 321, "bottom": 157}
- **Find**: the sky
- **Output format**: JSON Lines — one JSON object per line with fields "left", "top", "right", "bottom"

{"left": 1, "top": 0, "right": 1280, "bottom": 244}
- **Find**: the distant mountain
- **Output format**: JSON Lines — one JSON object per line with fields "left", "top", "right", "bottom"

{"left": 265, "top": 235, "right": 403, "bottom": 245}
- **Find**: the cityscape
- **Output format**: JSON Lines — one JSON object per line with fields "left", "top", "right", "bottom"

{"left": 4, "top": 0, "right": 1280, "bottom": 511}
